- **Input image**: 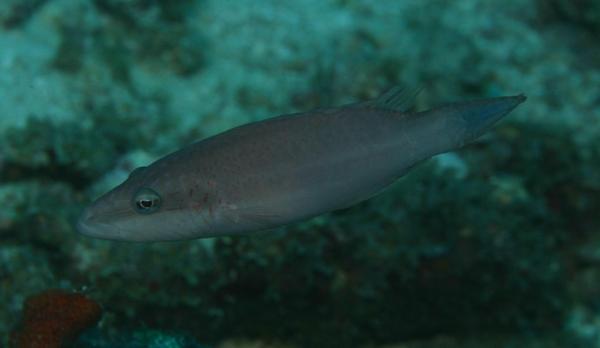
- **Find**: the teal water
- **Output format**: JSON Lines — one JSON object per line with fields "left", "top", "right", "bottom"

{"left": 1, "top": 1, "right": 599, "bottom": 347}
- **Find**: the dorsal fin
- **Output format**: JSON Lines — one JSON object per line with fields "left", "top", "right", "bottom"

{"left": 358, "top": 86, "right": 422, "bottom": 113}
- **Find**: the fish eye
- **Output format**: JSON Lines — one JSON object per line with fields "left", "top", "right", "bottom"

{"left": 132, "top": 188, "right": 161, "bottom": 214}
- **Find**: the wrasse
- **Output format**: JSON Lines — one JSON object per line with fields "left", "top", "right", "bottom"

{"left": 77, "top": 88, "right": 525, "bottom": 241}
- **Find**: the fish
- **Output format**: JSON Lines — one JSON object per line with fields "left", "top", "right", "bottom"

{"left": 76, "top": 87, "right": 526, "bottom": 241}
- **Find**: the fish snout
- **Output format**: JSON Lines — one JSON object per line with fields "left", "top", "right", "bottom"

{"left": 76, "top": 205, "right": 122, "bottom": 239}
{"left": 76, "top": 207, "right": 98, "bottom": 237}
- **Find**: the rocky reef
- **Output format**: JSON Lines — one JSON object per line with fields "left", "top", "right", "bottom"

{"left": 0, "top": 0, "right": 599, "bottom": 347}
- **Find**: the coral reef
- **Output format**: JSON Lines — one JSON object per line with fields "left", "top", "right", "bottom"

{"left": 10, "top": 289, "right": 102, "bottom": 348}
{"left": 541, "top": 0, "right": 600, "bottom": 33}
{"left": 0, "top": 0, "right": 49, "bottom": 29}
{"left": 0, "top": 245, "right": 57, "bottom": 338}
{"left": 75, "top": 329, "right": 208, "bottom": 348}
{"left": 0, "top": 0, "right": 599, "bottom": 347}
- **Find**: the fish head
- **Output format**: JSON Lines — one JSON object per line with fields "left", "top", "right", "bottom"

{"left": 76, "top": 165, "right": 215, "bottom": 241}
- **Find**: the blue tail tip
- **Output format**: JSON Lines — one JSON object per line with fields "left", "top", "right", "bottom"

{"left": 462, "top": 93, "right": 526, "bottom": 138}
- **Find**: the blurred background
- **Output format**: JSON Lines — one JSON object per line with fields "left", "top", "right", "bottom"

{"left": 1, "top": 0, "right": 599, "bottom": 347}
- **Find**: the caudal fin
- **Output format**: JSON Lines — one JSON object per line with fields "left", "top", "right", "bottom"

{"left": 445, "top": 94, "right": 526, "bottom": 143}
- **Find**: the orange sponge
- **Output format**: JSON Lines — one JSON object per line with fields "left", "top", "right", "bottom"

{"left": 10, "top": 289, "right": 102, "bottom": 348}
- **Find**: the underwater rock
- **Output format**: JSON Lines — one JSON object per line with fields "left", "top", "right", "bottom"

{"left": 0, "top": 0, "right": 598, "bottom": 347}
{"left": 0, "top": 0, "right": 49, "bottom": 29}
{"left": 0, "top": 245, "right": 58, "bottom": 342}
{"left": 75, "top": 329, "right": 209, "bottom": 348}
{"left": 542, "top": 0, "right": 600, "bottom": 33}
{"left": 218, "top": 340, "right": 295, "bottom": 348}
{"left": 10, "top": 289, "right": 102, "bottom": 348}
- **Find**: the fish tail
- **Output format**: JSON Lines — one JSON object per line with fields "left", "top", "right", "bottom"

{"left": 449, "top": 94, "right": 526, "bottom": 143}
{"left": 403, "top": 94, "right": 526, "bottom": 159}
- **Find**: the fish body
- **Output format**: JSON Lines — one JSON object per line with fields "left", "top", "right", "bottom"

{"left": 77, "top": 88, "right": 525, "bottom": 241}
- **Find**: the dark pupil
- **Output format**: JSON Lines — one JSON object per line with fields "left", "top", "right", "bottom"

{"left": 138, "top": 199, "right": 154, "bottom": 209}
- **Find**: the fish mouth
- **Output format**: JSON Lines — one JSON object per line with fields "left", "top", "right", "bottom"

{"left": 76, "top": 207, "right": 123, "bottom": 240}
